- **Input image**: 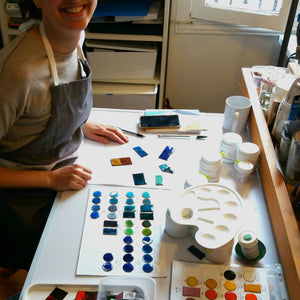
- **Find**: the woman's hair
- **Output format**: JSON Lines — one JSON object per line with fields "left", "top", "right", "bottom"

{"left": 20, "top": 0, "right": 42, "bottom": 20}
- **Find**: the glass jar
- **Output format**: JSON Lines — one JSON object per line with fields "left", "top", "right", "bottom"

{"left": 272, "top": 96, "right": 292, "bottom": 143}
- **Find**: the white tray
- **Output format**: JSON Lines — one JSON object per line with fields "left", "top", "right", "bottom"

{"left": 23, "top": 283, "right": 98, "bottom": 300}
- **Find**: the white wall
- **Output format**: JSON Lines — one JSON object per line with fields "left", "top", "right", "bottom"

{"left": 165, "top": 0, "right": 282, "bottom": 113}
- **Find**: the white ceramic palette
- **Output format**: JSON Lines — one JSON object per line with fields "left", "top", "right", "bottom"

{"left": 169, "top": 184, "right": 244, "bottom": 249}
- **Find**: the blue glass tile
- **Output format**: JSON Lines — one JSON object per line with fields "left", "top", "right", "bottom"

{"left": 123, "top": 263, "right": 134, "bottom": 272}
{"left": 93, "top": 191, "right": 102, "bottom": 197}
{"left": 103, "top": 252, "right": 113, "bottom": 262}
{"left": 123, "top": 244, "right": 134, "bottom": 253}
{"left": 123, "top": 236, "right": 133, "bottom": 244}
{"left": 142, "top": 263, "right": 153, "bottom": 273}
{"left": 143, "top": 254, "right": 153, "bottom": 263}
{"left": 92, "top": 197, "right": 101, "bottom": 204}
{"left": 142, "top": 244, "right": 153, "bottom": 253}
{"left": 91, "top": 204, "right": 100, "bottom": 211}
{"left": 123, "top": 253, "right": 134, "bottom": 263}
{"left": 90, "top": 211, "right": 99, "bottom": 219}
{"left": 102, "top": 262, "right": 113, "bottom": 272}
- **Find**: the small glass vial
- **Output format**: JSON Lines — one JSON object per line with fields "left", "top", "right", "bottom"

{"left": 199, "top": 152, "right": 222, "bottom": 182}
{"left": 219, "top": 132, "right": 242, "bottom": 164}
{"left": 238, "top": 231, "right": 259, "bottom": 260}
{"left": 236, "top": 161, "right": 254, "bottom": 183}
{"left": 234, "top": 142, "right": 260, "bottom": 171}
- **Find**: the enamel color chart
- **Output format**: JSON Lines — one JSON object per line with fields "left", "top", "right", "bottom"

{"left": 76, "top": 185, "right": 168, "bottom": 277}
{"left": 170, "top": 260, "right": 270, "bottom": 300}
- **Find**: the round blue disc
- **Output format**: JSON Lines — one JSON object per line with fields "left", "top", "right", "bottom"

{"left": 126, "top": 198, "right": 134, "bottom": 205}
{"left": 142, "top": 191, "right": 150, "bottom": 198}
{"left": 110, "top": 191, "right": 118, "bottom": 197}
{"left": 123, "top": 236, "right": 133, "bottom": 244}
{"left": 123, "top": 253, "right": 134, "bottom": 263}
{"left": 126, "top": 191, "right": 134, "bottom": 198}
{"left": 123, "top": 263, "right": 134, "bottom": 272}
{"left": 142, "top": 244, "right": 153, "bottom": 253}
{"left": 108, "top": 205, "right": 118, "bottom": 212}
{"left": 102, "top": 262, "right": 113, "bottom": 272}
{"left": 142, "top": 199, "right": 151, "bottom": 205}
{"left": 142, "top": 236, "right": 152, "bottom": 244}
{"left": 143, "top": 254, "right": 153, "bottom": 263}
{"left": 123, "top": 244, "right": 134, "bottom": 253}
{"left": 90, "top": 211, "right": 99, "bottom": 219}
{"left": 93, "top": 191, "right": 101, "bottom": 197}
{"left": 91, "top": 204, "right": 100, "bottom": 211}
{"left": 109, "top": 198, "right": 118, "bottom": 204}
{"left": 107, "top": 212, "right": 117, "bottom": 219}
{"left": 142, "top": 263, "right": 153, "bottom": 273}
{"left": 103, "top": 252, "right": 114, "bottom": 262}
{"left": 92, "top": 197, "right": 101, "bottom": 204}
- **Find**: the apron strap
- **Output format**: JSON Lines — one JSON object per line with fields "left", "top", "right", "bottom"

{"left": 39, "top": 22, "right": 85, "bottom": 86}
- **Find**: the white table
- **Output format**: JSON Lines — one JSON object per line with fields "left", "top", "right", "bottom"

{"left": 20, "top": 109, "right": 284, "bottom": 299}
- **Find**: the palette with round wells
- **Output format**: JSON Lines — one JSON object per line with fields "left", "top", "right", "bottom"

{"left": 169, "top": 184, "right": 244, "bottom": 250}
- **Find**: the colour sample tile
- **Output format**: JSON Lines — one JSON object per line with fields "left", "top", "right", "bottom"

{"left": 77, "top": 185, "right": 169, "bottom": 277}
{"left": 170, "top": 260, "right": 271, "bottom": 300}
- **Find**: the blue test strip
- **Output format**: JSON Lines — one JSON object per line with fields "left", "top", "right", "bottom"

{"left": 133, "top": 146, "right": 148, "bottom": 157}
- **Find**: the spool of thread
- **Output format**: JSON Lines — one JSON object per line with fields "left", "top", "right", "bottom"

{"left": 238, "top": 231, "right": 259, "bottom": 260}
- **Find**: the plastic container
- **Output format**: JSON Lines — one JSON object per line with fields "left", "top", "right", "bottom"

{"left": 238, "top": 231, "right": 259, "bottom": 260}
{"left": 219, "top": 132, "right": 243, "bottom": 163}
{"left": 234, "top": 142, "right": 260, "bottom": 171}
{"left": 97, "top": 277, "right": 156, "bottom": 300}
{"left": 199, "top": 152, "right": 223, "bottom": 182}
{"left": 272, "top": 96, "right": 292, "bottom": 143}
{"left": 236, "top": 161, "right": 254, "bottom": 183}
{"left": 265, "top": 76, "right": 296, "bottom": 126}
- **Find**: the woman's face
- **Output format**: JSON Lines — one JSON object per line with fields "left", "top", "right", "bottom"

{"left": 34, "top": 0, "right": 97, "bottom": 35}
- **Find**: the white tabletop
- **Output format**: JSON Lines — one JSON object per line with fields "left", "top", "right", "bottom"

{"left": 20, "top": 108, "right": 283, "bottom": 300}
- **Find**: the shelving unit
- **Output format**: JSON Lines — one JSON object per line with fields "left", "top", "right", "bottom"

{"left": 0, "top": 0, "right": 20, "bottom": 45}
{"left": 0, "top": 0, "right": 170, "bottom": 108}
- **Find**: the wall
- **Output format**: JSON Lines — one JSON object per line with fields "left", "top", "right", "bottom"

{"left": 164, "top": 0, "right": 282, "bottom": 113}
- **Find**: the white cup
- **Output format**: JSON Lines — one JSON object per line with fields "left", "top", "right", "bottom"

{"left": 223, "top": 96, "right": 251, "bottom": 133}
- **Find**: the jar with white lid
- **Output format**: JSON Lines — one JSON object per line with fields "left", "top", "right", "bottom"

{"left": 199, "top": 152, "right": 222, "bottom": 182}
{"left": 219, "top": 132, "right": 242, "bottom": 164}
{"left": 234, "top": 142, "right": 260, "bottom": 171}
{"left": 236, "top": 161, "right": 254, "bottom": 183}
{"left": 266, "top": 75, "right": 296, "bottom": 126}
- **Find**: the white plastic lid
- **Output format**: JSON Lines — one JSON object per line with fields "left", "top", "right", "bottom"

{"left": 237, "top": 161, "right": 254, "bottom": 174}
{"left": 201, "top": 152, "right": 222, "bottom": 165}
{"left": 275, "top": 75, "right": 297, "bottom": 96}
{"left": 238, "top": 142, "right": 260, "bottom": 157}
{"left": 222, "top": 132, "right": 243, "bottom": 145}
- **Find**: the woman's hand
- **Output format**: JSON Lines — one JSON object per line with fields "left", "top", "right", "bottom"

{"left": 83, "top": 121, "right": 129, "bottom": 144}
{"left": 50, "top": 164, "right": 92, "bottom": 191}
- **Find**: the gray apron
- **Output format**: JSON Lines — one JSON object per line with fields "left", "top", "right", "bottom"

{"left": 0, "top": 23, "right": 93, "bottom": 269}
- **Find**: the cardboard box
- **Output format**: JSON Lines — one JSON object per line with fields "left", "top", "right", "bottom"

{"left": 92, "top": 82, "right": 157, "bottom": 109}
{"left": 86, "top": 40, "right": 157, "bottom": 80}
